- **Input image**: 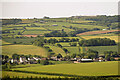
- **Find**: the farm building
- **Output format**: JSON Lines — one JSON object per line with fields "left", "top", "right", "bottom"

{"left": 80, "top": 59, "right": 93, "bottom": 62}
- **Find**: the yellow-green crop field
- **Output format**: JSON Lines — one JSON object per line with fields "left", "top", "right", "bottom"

{"left": 2, "top": 61, "right": 119, "bottom": 78}
{"left": 2, "top": 45, "right": 48, "bottom": 57}
{"left": 81, "top": 35, "right": 119, "bottom": 42}
{"left": 2, "top": 71, "right": 59, "bottom": 78}
{"left": 48, "top": 45, "right": 66, "bottom": 56}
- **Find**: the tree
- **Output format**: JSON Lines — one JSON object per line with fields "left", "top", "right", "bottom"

{"left": 5, "top": 63, "right": 11, "bottom": 70}
{"left": 33, "top": 38, "right": 44, "bottom": 47}
{"left": 87, "top": 49, "right": 98, "bottom": 58}
{"left": 57, "top": 44, "right": 62, "bottom": 48}
{"left": 57, "top": 53, "right": 62, "bottom": 58}
{"left": 69, "top": 43, "right": 77, "bottom": 46}
{"left": 17, "top": 32, "right": 21, "bottom": 35}
{"left": 71, "top": 54, "right": 76, "bottom": 58}
{"left": 12, "top": 54, "right": 19, "bottom": 60}
{"left": 64, "top": 55, "right": 71, "bottom": 60}
{"left": 63, "top": 48, "right": 68, "bottom": 54}
{"left": 2, "top": 19, "right": 22, "bottom": 25}
{"left": 79, "top": 38, "right": 116, "bottom": 46}
{"left": 40, "top": 60, "right": 49, "bottom": 65}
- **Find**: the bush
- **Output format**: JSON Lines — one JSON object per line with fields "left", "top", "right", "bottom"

{"left": 57, "top": 44, "right": 62, "bottom": 48}
{"left": 40, "top": 60, "right": 49, "bottom": 65}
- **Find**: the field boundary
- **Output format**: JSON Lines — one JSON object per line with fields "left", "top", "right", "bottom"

{"left": 7, "top": 70, "right": 120, "bottom": 78}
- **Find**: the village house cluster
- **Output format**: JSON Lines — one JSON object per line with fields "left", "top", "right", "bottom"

{"left": 2, "top": 54, "right": 120, "bottom": 65}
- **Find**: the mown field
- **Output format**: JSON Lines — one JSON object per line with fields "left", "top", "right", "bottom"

{"left": 1, "top": 45, "right": 48, "bottom": 57}
{"left": 2, "top": 61, "right": 118, "bottom": 78}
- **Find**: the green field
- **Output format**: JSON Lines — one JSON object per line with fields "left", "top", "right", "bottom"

{"left": 3, "top": 38, "right": 40, "bottom": 45}
{"left": 2, "top": 61, "right": 118, "bottom": 78}
{"left": 48, "top": 45, "right": 66, "bottom": 56}
{"left": 2, "top": 45, "right": 48, "bottom": 57}
{"left": 2, "top": 71, "right": 59, "bottom": 78}
{"left": 2, "top": 18, "right": 109, "bottom": 38}
{"left": 23, "top": 30, "right": 51, "bottom": 35}
{"left": 64, "top": 45, "right": 118, "bottom": 55}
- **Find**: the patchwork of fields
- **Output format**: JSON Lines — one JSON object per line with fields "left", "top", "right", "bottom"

{"left": 2, "top": 17, "right": 120, "bottom": 78}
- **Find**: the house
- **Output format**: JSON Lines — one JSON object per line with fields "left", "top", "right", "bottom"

{"left": 98, "top": 56, "right": 105, "bottom": 62}
{"left": 33, "top": 57, "right": 40, "bottom": 61}
{"left": 93, "top": 58, "right": 99, "bottom": 62}
{"left": 41, "top": 58, "right": 47, "bottom": 60}
{"left": 11, "top": 59, "right": 14, "bottom": 63}
{"left": 114, "top": 57, "right": 120, "bottom": 60}
{"left": 80, "top": 59, "right": 93, "bottom": 62}
{"left": 103, "top": 29, "right": 107, "bottom": 30}
{"left": 74, "top": 61, "right": 80, "bottom": 63}
{"left": 19, "top": 57, "right": 27, "bottom": 63}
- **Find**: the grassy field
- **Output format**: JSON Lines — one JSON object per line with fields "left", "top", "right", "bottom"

{"left": 23, "top": 30, "right": 51, "bottom": 35}
{"left": 64, "top": 45, "right": 118, "bottom": 55}
{"left": 48, "top": 45, "right": 66, "bottom": 56}
{"left": 2, "top": 45, "right": 48, "bottom": 57}
{"left": 2, "top": 18, "right": 108, "bottom": 38}
{"left": 4, "top": 61, "right": 118, "bottom": 77}
{"left": 2, "top": 71, "right": 59, "bottom": 78}
{"left": 3, "top": 38, "right": 40, "bottom": 45}
{"left": 2, "top": 40, "right": 11, "bottom": 45}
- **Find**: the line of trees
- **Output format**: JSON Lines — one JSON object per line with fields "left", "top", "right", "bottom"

{"left": 79, "top": 38, "right": 116, "bottom": 46}
{"left": 2, "top": 75, "right": 120, "bottom": 80}
{"left": 33, "top": 37, "right": 79, "bottom": 47}
{"left": 2, "top": 19, "right": 22, "bottom": 25}
{"left": 104, "top": 51, "right": 120, "bottom": 61}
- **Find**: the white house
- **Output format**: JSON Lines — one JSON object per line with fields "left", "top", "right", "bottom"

{"left": 19, "top": 57, "right": 23, "bottom": 63}
{"left": 11, "top": 59, "right": 13, "bottom": 63}
{"left": 80, "top": 59, "right": 93, "bottom": 62}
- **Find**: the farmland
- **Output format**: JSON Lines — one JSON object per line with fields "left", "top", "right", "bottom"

{"left": 2, "top": 45, "right": 48, "bottom": 57}
{"left": 64, "top": 45, "right": 118, "bottom": 55}
{"left": 80, "top": 35, "right": 119, "bottom": 42}
{"left": 1, "top": 16, "right": 120, "bottom": 79}
{"left": 77, "top": 30, "right": 120, "bottom": 36}
{"left": 2, "top": 61, "right": 119, "bottom": 78}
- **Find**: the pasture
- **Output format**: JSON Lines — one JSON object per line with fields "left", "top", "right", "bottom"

{"left": 48, "top": 45, "right": 66, "bottom": 56}
{"left": 3, "top": 61, "right": 118, "bottom": 78}
{"left": 64, "top": 45, "right": 118, "bottom": 55}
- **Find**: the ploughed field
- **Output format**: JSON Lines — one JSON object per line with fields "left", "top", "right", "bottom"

{"left": 77, "top": 30, "right": 120, "bottom": 36}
